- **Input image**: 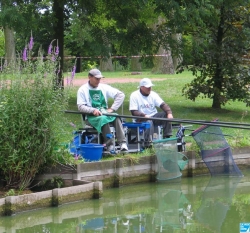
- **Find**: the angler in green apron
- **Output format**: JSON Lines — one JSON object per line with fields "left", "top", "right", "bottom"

{"left": 87, "top": 90, "right": 116, "bottom": 133}
{"left": 87, "top": 90, "right": 125, "bottom": 148}
{"left": 77, "top": 68, "right": 128, "bottom": 153}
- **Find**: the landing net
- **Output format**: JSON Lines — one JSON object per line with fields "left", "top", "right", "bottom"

{"left": 191, "top": 123, "right": 243, "bottom": 177}
{"left": 153, "top": 138, "right": 188, "bottom": 181}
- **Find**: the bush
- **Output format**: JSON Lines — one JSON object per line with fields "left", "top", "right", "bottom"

{"left": 0, "top": 39, "right": 69, "bottom": 190}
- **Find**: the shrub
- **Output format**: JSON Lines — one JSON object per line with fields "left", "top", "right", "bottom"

{"left": 0, "top": 38, "right": 69, "bottom": 190}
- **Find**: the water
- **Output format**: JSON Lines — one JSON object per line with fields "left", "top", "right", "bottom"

{"left": 1, "top": 171, "right": 250, "bottom": 233}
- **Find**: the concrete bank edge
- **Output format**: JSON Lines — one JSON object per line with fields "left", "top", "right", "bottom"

{"left": 0, "top": 147, "right": 249, "bottom": 216}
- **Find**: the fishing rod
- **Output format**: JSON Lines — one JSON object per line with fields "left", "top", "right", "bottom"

{"left": 183, "top": 128, "right": 235, "bottom": 137}
{"left": 178, "top": 119, "right": 250, "bottom": 127}
{"left": 64, "top": 110, "right": 250, "bottom": 130}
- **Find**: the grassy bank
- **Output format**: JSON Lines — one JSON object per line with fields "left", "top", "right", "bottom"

{"left": 64, "top": 70, "right": 250, "bottom": 149}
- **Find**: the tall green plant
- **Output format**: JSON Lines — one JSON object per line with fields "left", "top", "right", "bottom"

{"left": 0, "top": 38, "right": 69, "bottom": 190}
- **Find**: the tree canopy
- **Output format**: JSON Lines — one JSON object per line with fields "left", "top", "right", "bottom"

{"left": 180, "top": 0, "right": 250, "bottom": 108}
{"left": 0, "top": 0, "right": 250, "bottom": 108}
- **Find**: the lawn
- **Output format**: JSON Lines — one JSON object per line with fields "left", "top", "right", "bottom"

{"left": 63, "top": 70, "right": 250, "bottom": 150}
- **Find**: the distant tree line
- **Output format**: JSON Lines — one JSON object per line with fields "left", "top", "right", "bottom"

{"left": 0, "top": 0, "right": 250, "bottom": 108}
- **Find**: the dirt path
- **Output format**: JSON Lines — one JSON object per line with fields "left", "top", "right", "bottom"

{"left": 64, "top": 77, "right": 166, "bottom": 86}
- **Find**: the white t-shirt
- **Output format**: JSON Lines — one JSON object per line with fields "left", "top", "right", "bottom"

{"left": 77, "top": 82, "right": 121, "bottom": 108}
{"left": 129, "top": 90, "right": 164, "bottom": 116}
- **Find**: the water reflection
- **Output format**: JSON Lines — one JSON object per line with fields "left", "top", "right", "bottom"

{"left": 0, "top": 174, "right": 248, "bottom": 233}
{"left": 196, "top": 177, "right": 241, "bottom": 233}
{"left": 154, "top": 182, "right": 193, "bottom": 232}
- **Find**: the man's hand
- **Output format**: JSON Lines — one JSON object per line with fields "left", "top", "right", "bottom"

{"left": 167, "top": 113, "right": 173, "bottom": 119}
{"left": 93, "top": 109, "right": 102, "bottom": 116}
{"left": 107, "top": 108, "right": 114, "bottom": 113}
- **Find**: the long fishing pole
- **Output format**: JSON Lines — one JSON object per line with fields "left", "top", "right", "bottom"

{"left": 64, "top": 110, "right": 250, "bottom": 130}
{"left": 64, "top": 110, "right": 250, "bottom": 126}
{"left": 183, "top": 128, "right": 235, "bottom": 137}
{"left": 177, "top": 119, "right": 250, "bottom": 127}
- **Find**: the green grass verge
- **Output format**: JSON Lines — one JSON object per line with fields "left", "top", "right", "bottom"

{"left": 63, "top": 70, "right": 250, "bottom": 152}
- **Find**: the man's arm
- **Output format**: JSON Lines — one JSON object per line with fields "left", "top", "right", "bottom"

{"left": 78, "top": 104, "right": 96, "bottom": 114}
{"left": 78, "top": 104, "right": 104, "bottom": 116}
{"left": 130, "top": 110, "right": 146, "bottom": 117}
{"left": 160, "top": 102, "right": 173, "bottom": 118}
{"left": 109, "top": 91, "right": 125, "bottom": 111}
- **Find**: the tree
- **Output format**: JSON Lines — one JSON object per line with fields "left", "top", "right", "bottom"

{"left": 0, "top": 0, "right": 20, "bottom": 65}
{"left": 52, "top": 0, "right": 66, "bottom": 86}
{"left": 0, "top": 29, "right": 4, "bottom": 57}
{"left": 65, "top": 0, "right": 158, "bottom": 71}
{"left": 180, "top": 0, "right": 250, "bottom": 108}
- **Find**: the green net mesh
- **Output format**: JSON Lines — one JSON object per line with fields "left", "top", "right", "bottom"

{"left": 153, "top": 138, "right": 188, "bottom": 181}
{"left": 191, "top": 124, "right": 243, "bottom": 177}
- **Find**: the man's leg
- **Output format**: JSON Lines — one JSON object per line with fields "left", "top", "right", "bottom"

{"left": 144, "top": 120, "right": 154, "bottom": 142}
{"left": 101, "top": 124, "right": 113, "bottom": 146}
{"left": 113, "top": 117, "right": 126, "bottom": 143}
{"left": 153, "top": 112, "right": 172, "bottom": 138}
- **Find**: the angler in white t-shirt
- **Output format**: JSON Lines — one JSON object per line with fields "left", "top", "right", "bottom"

{"left": 129, "top": 78, "right": 173, "bottom": 143}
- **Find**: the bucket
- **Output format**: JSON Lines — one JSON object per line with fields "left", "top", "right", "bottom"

{"left": 77, "top": 143, "right": 104, "bottom": 162}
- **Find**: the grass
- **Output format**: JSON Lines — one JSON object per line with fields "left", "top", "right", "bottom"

{"left": 63, "top": 70, "right": 250, "bottom": 153}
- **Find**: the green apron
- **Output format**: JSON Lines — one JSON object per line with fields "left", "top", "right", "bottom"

{"left": 87, "top": 90, "right": 116, "bottom": 133}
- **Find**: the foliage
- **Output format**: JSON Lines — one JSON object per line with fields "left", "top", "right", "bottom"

{"left": 4, "top": 189, "right": 15, "bottom": 197}
{"left": 0, "top": 37, "right": 70, "bottom": 190}
{"left": 0, "top": 28, "right": 4, "bottom": 57}
{"left": 53, "top": 143, "right": 85, "bottom": 165}
{"left": 39, "top": 176, "right": 64, "bottom": 191}
{"left": 179, "top": 0, "right": 250, "bottom": 108}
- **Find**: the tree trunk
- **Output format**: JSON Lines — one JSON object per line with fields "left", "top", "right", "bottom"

{"left": 52, "top": 0, "right": 64, "bottom": 87}
{"left": 212, "top": 91, "right": 221, "bottom": 109}
{"left": 76, "top": 55, "right": 82, "bottom": 73}
{"left": 172, "top": 33, "right": 183, "bottom": 71}
{"left": 131, "top": 56, "right": 142, "bottom": 71}
{"left": 152, "top": 46, "right": 174, "bottom": 74}
{"left": 212, "top": 67, "right": 223, "bottom": 109}
{"left": 100, "top": 56, "right": 113, "bottom": 71}
{"left": 4, "top": 26, "right": 16, "bottom": 66}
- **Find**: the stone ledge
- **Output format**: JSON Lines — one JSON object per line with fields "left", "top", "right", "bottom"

{"left": 0, "top": 147, "right": 249, "bottom": 216}
{"left": 0, "top": 181, "right": 102, "bottom": 216}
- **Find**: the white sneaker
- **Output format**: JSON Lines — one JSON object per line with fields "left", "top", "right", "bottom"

{"left": 120, "top": 143, "right": 128, "bottom": 152}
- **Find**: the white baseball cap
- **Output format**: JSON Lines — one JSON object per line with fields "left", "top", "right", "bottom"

{"left": 138, "top": 78, "right": 155, "bottom": 88}
{"left": 89, "top": 69, "right": 104, "bottom": 78}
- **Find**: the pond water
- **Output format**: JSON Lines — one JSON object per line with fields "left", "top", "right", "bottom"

{"left": 1, "top": 170, "right": 250, "bottom": 233}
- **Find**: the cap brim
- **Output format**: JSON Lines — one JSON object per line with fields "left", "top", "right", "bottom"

{"left": 95, "top": 75, "right": 104, "bottom": 78}
{"left": 138, "top": 84, "right": 154, "bottom": 88}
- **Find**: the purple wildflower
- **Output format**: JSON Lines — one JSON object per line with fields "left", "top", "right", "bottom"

{"left": 48, "top": 43, "right": 52, "bottom": 55}
{"left": 29, "top": 36, "right": 34, "bottom": 50}
{"left": 55, "top": 39, "right": 59, "bottom": 55}
{"left": 22, "top": 47, "right": 28, "bottom": 61}
{"left": 71, "top": 65, "right": 76, "bottom": 82}
{"left": 55, "top": 46, "right": 59, "bottom": 56}
{"left": 51, "top": 55, "right": 55, "bottom": 61}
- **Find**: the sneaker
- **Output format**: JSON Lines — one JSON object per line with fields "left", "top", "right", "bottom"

{"left": 120, "top": 143, "right": 128, "bottom": 152}
{"left": 107, "top": 145, "right": 116, "bottom": 154}
{"left": 144, "top": 141, "right": 153, "bottom": 149}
